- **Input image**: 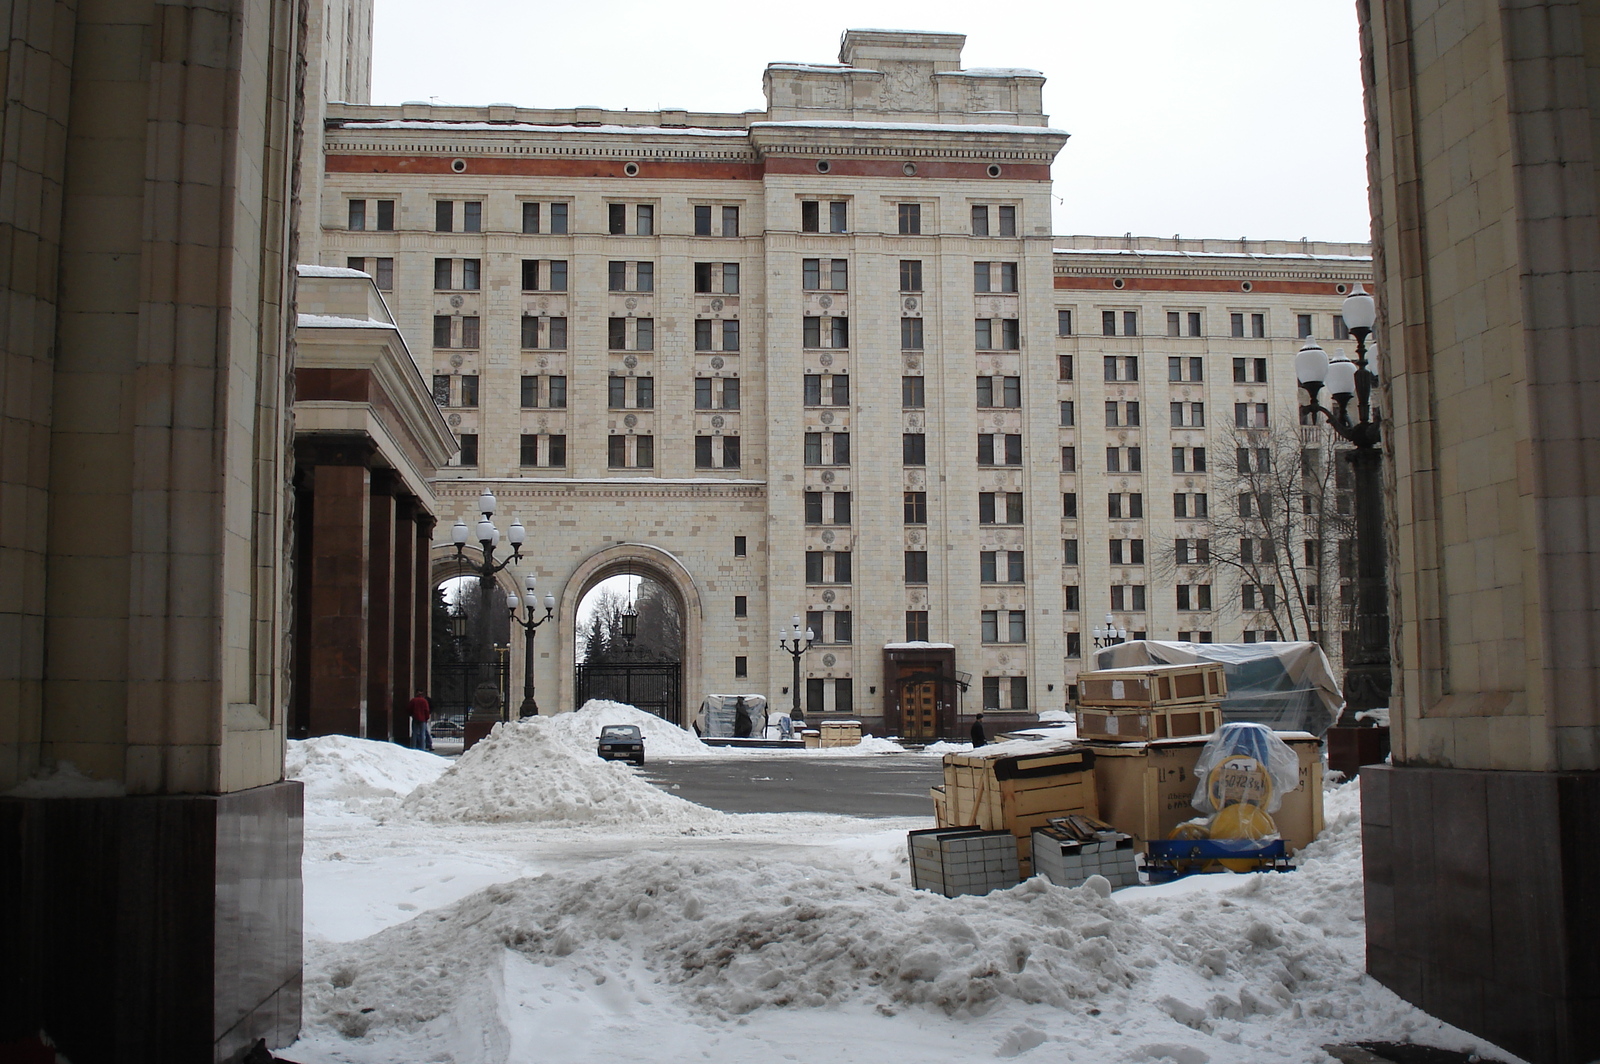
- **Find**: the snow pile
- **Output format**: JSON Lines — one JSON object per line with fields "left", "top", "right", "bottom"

{"left": 286, "top": 735, "right": 452, "bottom": 800}
{"left": 306, "top": 780, "right": 1435, "bottom": 1059}
{"left": 539, "top": 700, "right": 709, "bottom": 758}
{"left": 401, "top": 719, "right": 725, "bottom": 827}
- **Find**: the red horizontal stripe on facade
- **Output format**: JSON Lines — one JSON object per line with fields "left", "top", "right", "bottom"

{"left": 326, "top": 154, "right": 763, "bottom": 181}
{"left": 1053, "top": 275, "right": 1360, "bottom": 295}
{"left": 763, "top": 157, "right": 1052, "bottom": 181}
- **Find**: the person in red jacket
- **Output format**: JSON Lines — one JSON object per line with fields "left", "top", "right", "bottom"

{"left": 408, "top": 690, "right": 433, "bottom": 751}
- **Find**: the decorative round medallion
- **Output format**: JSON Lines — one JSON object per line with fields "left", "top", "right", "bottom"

{"left": 908, "top": 470, "right": 924, "bottom": 488}
{"left": 816, "top": 160, "right": 831, "bottom": 174}
{"left": 1119, "top": 478, "right": 1129, "bottom": 490}
{"left": 821, "top": 470, "right": 836, "bottom": 484}
{"left": 538, "top": 417, "right": 548, "bottom": 432}
{"left": 998, "top": 653, "right": 1011, "bottom": 665}
{"left": 710, "top": 356, "right": 725, "bottom": 369}
{"left": 822, "top": 653, "right": 836, "bottom": 668}
{"left": 904, "top": 298, "right": 918, "bottom": 311}
{"left": 822, "top": 589, "right": 836, "bottom": 603}
{"left": 623, "top": 354, "right": 638, "bottom": 369}
{"left": 819, "top": 353, "right": 834, "bottom": 367}
{"left": 990, "top": 357, "right": 1002, "bottom": 372}
{"left": 447, "top": 413, "right": 461, "bottom": 427}
{"left": 623, "top": 161, "right": 640, "bottom": 176}
{"left": 539, "top": 298, "right": 549, "bottom": 311}
{"left": 908, "top": 529, "right": 924, "bottom": 546}
{"left": 450, "top": 158, "right": 467, "bottom": 173}
{"left": 820, "top": 412, "right": 834, "bottom": 425}
{"left": 821, "top": 530, "right": 835, "bottom": 544}
{"left": 1112, "top": 278, "right": 1125, "bottom": 289}
{"left": 625, "top": 297, "right": 638, "bottom": 311}
{"left": 992, "top": 413, "right": 1005, "bottom": 428}
{"left": 450, "top": 295, "right": 464, "bottom": 309}
{"left": 819, "top": 295, "right": 833, "bottom": 309}
{"left": 537, "top": 356, "right": 549, "bottom": 369}
{"left": 906, "top": 358, "right": 920, "bottom": 371}
{"left": 623, "top": 414, "right": 638, "bottom": 428}
{"left": 1185, "top": 477, "right": 1195, "bottom": 488}
{"left": 908, "top": 413, "right": 923, "bottom": 430}
{"left": 711, "top": 299, "right": 723, "bottom": 312}
{"left": 903, "top": 162, "right": 917, "bottom": 176}
{"left": 449, "top": 354, "right": 464, "bottom": 368}
{"left": 711, "top": 414, "right": 725, "bottom": 429}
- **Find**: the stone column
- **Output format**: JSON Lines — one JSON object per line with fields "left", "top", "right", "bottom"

{"left": 365, "top": 471, "right": 397, "bottom": 743}
{"left": 414, "top": 515, "right": 436, "bottom": 700}
{"left": 306, "top": 442, "right": 374, "bottom": 737}
{"left": 391, "top": 496, "right": 418, "bottom": 744}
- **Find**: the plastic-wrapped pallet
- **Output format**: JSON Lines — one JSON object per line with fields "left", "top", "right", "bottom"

{"left": 907, "top": 827, "right": 1020, "bottom": 897}
{"left": 1030, "top": 827, "right": 1139, "bottom": 889}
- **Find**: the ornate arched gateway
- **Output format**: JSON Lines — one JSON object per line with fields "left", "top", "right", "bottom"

{"left": 562, "top": 543, "right": 703, "bottom": 725}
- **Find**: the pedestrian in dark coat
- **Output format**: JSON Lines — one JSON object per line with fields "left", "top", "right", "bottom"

{"left": 970, "top": 713, "right": 987, "bottom": 747}
{"left": 409, "top": 690, "right": 434, "bottom": 751}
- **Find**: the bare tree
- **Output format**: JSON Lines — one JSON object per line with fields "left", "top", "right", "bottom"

{"left": 1161, "top": 421, "right": 1355, "bottom": 655}
{"left": 576, "top": 580, "right": 683, "bottom": 664}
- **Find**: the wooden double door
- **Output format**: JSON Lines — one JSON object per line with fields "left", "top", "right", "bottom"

{"left": 900, "top": 679, "right": 941, "bottom": 739}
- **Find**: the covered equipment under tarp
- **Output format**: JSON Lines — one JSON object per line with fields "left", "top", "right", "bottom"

{"left": 697, "top": 693, "right": 769, "bottom": 738}
{"left": 1090, "top": 641, "right": 1342, "bottom": 736}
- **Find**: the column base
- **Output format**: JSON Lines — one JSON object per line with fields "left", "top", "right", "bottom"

{"left": 0, "top": 781, "right": 304, "bottom": 1063}
{"left": 1361, "top": 764, "right": 1600, "bottom": 1064}
{"left": 1327, "top": 724, "right": 1390, "bottom": 777}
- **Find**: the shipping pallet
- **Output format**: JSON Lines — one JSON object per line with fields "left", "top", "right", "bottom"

{"left": 1142, "top": 838, "right": 1296, "bottom": 883}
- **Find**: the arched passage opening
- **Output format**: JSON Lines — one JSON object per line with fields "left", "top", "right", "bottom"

{"left": 428, "top": 550, "right": 516, "bottom": 728}
{"left": 561, "top": 544, "right": 703, "bottom": 725}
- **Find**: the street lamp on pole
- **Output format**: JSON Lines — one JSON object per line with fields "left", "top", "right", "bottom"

{"left": 776, "top": 614, "right": 815, "bottom": 738}
{"left": 507, "top": 573, "right": 556, "bottom": 718}
{"left": 451, "top": 490, "right": 524, "bottom": 725}
{"left": 1092, "top": 613, "right": 1128, "bottom": 650}
{"left": 1295, "top": 284, "right": 1391, "bottom": 747}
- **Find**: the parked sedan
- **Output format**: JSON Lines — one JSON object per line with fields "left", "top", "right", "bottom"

{"left": 429, "top": 719, "right": 463, "bottom": 738}
{"left": 597, "top": 724, "right": 645, "bottom": 766}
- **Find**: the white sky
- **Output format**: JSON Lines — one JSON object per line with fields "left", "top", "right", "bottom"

{"left": 370, "top": 1, "right": 1371, "bottom": 243}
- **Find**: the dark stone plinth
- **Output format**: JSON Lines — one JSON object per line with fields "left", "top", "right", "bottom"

{"left": 0, "top": 781, "right": 304, "bottom": 1063}
{"left": 1328, "top": 724, "right": 1391, "bottom": 777}
{"left": 1361, "top": 763, "right": 1600, "bottom": 1064}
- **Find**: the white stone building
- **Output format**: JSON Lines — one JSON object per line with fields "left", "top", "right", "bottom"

{"left": 314, "top": 29, "right": 1372, "bottom": 736}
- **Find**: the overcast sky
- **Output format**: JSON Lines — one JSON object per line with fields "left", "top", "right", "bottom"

{"left": 371, "top": 1, "right": 1370, "bottom": 243}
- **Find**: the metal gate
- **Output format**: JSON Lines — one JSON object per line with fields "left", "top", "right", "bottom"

{"left": 433, "top": 659, "right": 509, "bottom": 724}
{"left": 574, "top": 661, "right": 682, "bottom": 724}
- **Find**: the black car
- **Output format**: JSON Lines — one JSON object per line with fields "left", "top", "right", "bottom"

{"left": 597, "top": 724, "right": 645, "bottom": 765}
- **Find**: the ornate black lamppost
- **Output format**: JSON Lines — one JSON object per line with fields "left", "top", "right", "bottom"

{"left": 1092, "top": 613, "right": 1128, "bottom": 651}
{"left": 1294, "top": 285, "right": 1391, "bottom": 769}
{"left": 451, "top": 490, "right": 524, "bottom": 725}
{"left": 506, "top": 573, "right": 556, "bottom": 717}
{"left": 776, "top": 614, "right": 815, "bottom": 737}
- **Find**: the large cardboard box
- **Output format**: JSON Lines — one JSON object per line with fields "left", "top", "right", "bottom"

{"left": 1086, "top": 733, "right": 1324, "bottom": 853}
{"left": 935, "top": 743, "right": 1097, "bottom": 878}
{"left": 1076, "top": 662, "right": 1227, "bottom": 707}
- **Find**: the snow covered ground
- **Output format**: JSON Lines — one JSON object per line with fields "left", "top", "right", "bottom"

{"left": 283, "top": 702, "right": 1519, "bottom": 1064}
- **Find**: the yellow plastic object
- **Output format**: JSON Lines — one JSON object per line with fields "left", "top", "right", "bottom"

{"left": 1166, "top": 820, "right": 1212, "bottom": 874}
{"left": 1205, "top": 755, "right": 1274, "bottom": 812}
{"left": 1208, "top": 803, "right": 1277, "bottom": 873}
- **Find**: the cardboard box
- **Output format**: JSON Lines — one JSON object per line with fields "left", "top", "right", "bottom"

{"left": 1076, "top": 663, "right": 1227, "bottom": 707}
{"left": 1076, "top": 703, "right": 1223, "bottom": 742}
{"left": 1086, "top": 733, "right": 1324, "bottom": 854}
{"left": 935, "top": 743, "right": 1097, "bottom": 878}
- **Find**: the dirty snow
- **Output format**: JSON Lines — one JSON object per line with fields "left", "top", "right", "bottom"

{"left": 283, "top": 715, "right": 1524, "bottom": 1064}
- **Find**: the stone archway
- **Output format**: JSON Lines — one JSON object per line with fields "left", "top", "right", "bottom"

{"left": 560, "top": 542, "right": 704, "bottom": 724}
{"left": 428, "top": 545, "right": 521, "bottom": 725}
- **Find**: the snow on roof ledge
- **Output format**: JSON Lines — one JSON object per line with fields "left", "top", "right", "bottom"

{"left": 297, "top": 313, "right": 398, "bottom": 330}
{"left": 883, "top": 641, "right": 956, "bottom": 650}
{"left": 752, "top": 119, "right": 1064, "bottom": 136}
{"left": 298, "top": 264, "right": 371, "bottom": 278}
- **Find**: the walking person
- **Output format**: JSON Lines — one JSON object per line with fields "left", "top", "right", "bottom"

{"left": 409, "top": 690, "right": 434, "bottom": 751}
{"left": 970, "top": 713, "right": 987, "bottom": 748}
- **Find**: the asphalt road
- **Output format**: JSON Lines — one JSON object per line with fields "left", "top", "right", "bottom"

{"left": 639, "top": 754, "right": 945, "bottom": 818}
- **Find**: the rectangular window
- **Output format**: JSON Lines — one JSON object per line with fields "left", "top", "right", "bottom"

{"left": 981, "top": 610, "right": 999, "bottom": 644}
{"left": 904, "top": 551, "right": 929, "bottom": 583}
{"left": 1298, "top": 313, "right": 1314, "bottom": 339}
{"left": 520, "top": 375, "right": 538, "bottom": 409}
{"left": 520, "top": 434, "right": 538, "bottom": 467}
{"left": 1231, "top": 312, "right": 1245, "bottom": 338}
{"left": 1009, "top": 612, "right": 1027, "bottom": 643}
{"left": 1000, "top": 320, "right": 1019, "bottom": 350}
{"left": 998, "top": 205, "right": 1016, "bottom": 236}
{"left": 832, "top": 491, "right": 851, "bottom": 524}
{"left": 457, "top": 433, "right": 477, "bottom": 466}
{"left": 463, "top": 201, "right": 481, "bottom": 233}
{"left": 807, "top": 678, "right": 825, "bottom": 716}
{"left": 975, "top": 319, "right": 993, "bottom": 350}
{"left": 1167, "top": 311, "right": 1181, "bottom": 337}
{"left": 802, "top": 258, "right": 820, "bottom": 291}
{"left": 348, "top": 199, "right": 366, "bottom": 230}
{"left": 901, "top": 318, "right": 924, "bottom": 350}
{"left": 834, "top": 611, "right": 852, "bottom": 644}
{"left": 902, "top": 433, "right": 926, "bottom": 466}
{"left": 898, "top": 202, "right": 922, "bottom": 235}
{"left": 904, "top": 491, "right": 927, "bottom": 524}
{"left": 694, "top": 205, "right": 712, "bottom": 236}
{"left": 900, "top": 260, "right": 923, "bottom": 292}
{"left": 434, "top": 259, "right": 452, "bottom": 290}
{"left": 543, "top": 260, "right": 566, "bottom": 291}
{"left": 1188, "top": 311, "right": 1202, "bottom": 336}
{"left": 829, "top": 317, "right": 849, "bottom": 348}
{"left": 522, "top": 260, "right": 540, "bottom": 292}
{"left": 433, "top": 315, "right": 452, "bottom": 348}
{"left": 1253, "top": 312, "right": 1265, "bottom": 338}
{"left": 723, "top": 205, "right": 740, "bottom": 236}
{"left": 1058, "top": 355, "right": 1074, "bottom": 382}
{"left": 696, "top": 436, "right": 715, "bottom": 469}
{"left": 461, "top": 259, "right": 480, "bottom": 290}
{"left": 609, "top": 318, "right": 627, "bottom": 350}
{"left": 1057, "top": 309, "right": 1073, "bottom": 337}
{"left": 906, "top": 611, "right": 930, "bottom": 641}
{"left": 1063, "top": 492, "right": 1078, "bottom": 518}
{"left": 974, "top": 261, "right": 991, "bottom": 293}
{"left": 999, "top": 262, "right": 1018, "bottom": 292}
{"left": 830, "top": 201, "right": 848, "bottom": 232}
{"left": 522, "top": 202, "right": 540, "bottom": 234}
{"left": 833, "top": 552, "right": 851, "bottom": 583}
{"left": 806, "top": 552, "right": 824, "bottom": 583}
{"left": 1333, "top": 314, "right": 1351, "bottom": 340}
{"left": 435, "top": 200, "right": 452, "bottom": 232}
{"left": 608, "top": 261, "right": 626, "bottom": 291}
{"left": 1102, "top": 310, "right": 1117, "bottom": 336}
{"left": 803, "top": 317, "right": 820, "bottom": 348}
{"left": 1067, "top": 632, "right": 1082, "bottom": 658}
{"left": 722, "top": 320, "right": 740, "bottom": 352}
{"left": 972, "top": 205, "right": 989, "bottom": 236}
{"left": 368, "top": 199, "right": 393, "bottom": 230}
{"left": 1123, "top": 310, "right": 1138, "bottom": 336}
{"left": 983, "top": 676, "right": 1000, "bottom": 710}
{"left": 460, "top": 317, "right": 479, "bottom": 349}
{"left": 1061, "top": 446, "right": 1076, "bottom": 472}
{"left": 635, "top": 204, "right": 654, "bottom": 235}
{"left": 458, "top": 374, "right": 479, "bottom": 407}
{"left": 1059, "top": 400, "right": 1075, "bottom": 427}
{"left": 902, "top": 376, "right": 925, "bottom": 408}
{"left": 831, "top": 432, "right": 849, "bottom": 465}
{"left": 801, "top": 200, "right": 818, "bottom": 232}
{"left": 432, "top": 374, "right": 450, "bottom": 406}
{"left": 608, "top": 203, "right": 626, "bottom": 235}
{"left": 546, "top": 434, "right": 566, "bottom": 467}
{"left": 804, "top": 432, "right": 823, "bottom": 465}
{"left": 831, "top": 258, "right": 848, "bottom": 290}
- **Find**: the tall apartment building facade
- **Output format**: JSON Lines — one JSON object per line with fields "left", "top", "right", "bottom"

{"left": 316, "top": 30, "right": 1371, "bottom": 736}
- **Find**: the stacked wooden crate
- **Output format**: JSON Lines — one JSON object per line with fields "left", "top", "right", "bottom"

{"left": 1075, "top": 663, "right": 1226, "bottom": 742}
{"left": 928, "top": 742, "right": 1096, "bottom": 878}
{"left": 906, "top": 827, "right": 1020, "bottom": 897}
{"left": 818, "top": 720, "right": 862, "bottom": 747}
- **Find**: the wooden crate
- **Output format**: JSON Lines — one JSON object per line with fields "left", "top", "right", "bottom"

{"left": 819, "top": 720, "right": 862, "bottom": 747}
{"left": 1086, "top": 733, "right": 1323, "bottom": 853}
{"left": 1076, "top": 663, "right": 1227, "bottom": 707}
{"left": 1076, "top": 703, "right": 1223, "bottom": 742}
{"left": 936, "top": 743, "right": 1097, "bottom": 878}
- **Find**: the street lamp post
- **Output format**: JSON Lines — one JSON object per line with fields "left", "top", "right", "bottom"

{"left": 451, "top": 490, "right": 525, "bottom": 735}
{"left": 1295, "top": 285, "right": 1391, "bottom": 772}
{"left": 506, "top": 573, "right": 556, "bottom": 718}
{"left": 1092, "top": 613, "right": 1128, "bottom": 650}
{"left": 776, "top": 615, "right": 815, "bottom": 738}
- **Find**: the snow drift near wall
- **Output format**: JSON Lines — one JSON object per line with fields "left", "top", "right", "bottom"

{"left": 287, "top": 734, "right": 453, "bottom": 800}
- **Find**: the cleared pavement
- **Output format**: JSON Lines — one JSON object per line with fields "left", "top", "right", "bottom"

{"left": 639, "top": 754, "right": 945, "bottom": 817}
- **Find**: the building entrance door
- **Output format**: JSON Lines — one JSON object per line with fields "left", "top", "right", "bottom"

{"left": 901, "top": 680, "right": 939, "bottom": 739}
